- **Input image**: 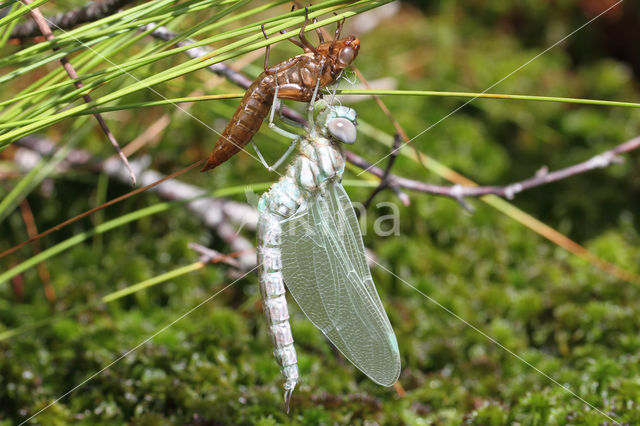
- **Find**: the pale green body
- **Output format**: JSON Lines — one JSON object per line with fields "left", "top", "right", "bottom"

{"left": 256, "top": 105, "right": 401, "bottom": 408}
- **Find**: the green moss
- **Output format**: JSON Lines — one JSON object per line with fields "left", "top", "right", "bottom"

{"left": 2, "top": 0, "right": 640, "bottom": 424}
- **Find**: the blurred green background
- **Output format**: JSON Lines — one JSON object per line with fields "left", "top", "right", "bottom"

{"left": 1, "top": 0, "right": 639, "bottom": 424}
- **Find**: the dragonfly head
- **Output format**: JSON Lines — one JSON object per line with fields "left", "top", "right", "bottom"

{"left": 319, "top": 105, "right": 357, "bottom": 145}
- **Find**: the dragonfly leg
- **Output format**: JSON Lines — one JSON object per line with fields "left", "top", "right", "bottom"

{"left": 272, "top": 138, "right": 299, "bottom": 171}
{"left": 306, "top": 64, "right": 325, "bottom": 127}
{"left": 261, "top": 24, "right": 272, "bottom": 73}
{"left": 268, "top": 72, "right": 298, "bottom": 140}
{"left": 262, "top": 25, "right": 303, "bottom": 74}
{"left": 335, "top": 15, "right": 346, "bottom": 40}
{"left": 276, "top": 99, "right": 305, "bottom": 129}
{"left": 280, "top": 28, "right": 305, "bottom": 49}
{"left": 312, "top": 17, "right": 325, "bottom": 43}
{"left": 298, "top": 8, "right": 317, "bottom": 53}
{"left": 251, "top": 137, "right": 299, "bottom": 172}
{"left": 252, "top": 140, "right": 271, "bottom": 170}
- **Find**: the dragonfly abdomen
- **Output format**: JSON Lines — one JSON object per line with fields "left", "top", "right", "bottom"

{"left": 202, "top": 77, "right": 275, "bottom": 171}
{"left": 257, "top": 210, "right": 299, "bottom": 409}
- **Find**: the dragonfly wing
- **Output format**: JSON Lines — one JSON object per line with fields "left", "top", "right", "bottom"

{"left": 280, "top": 182, "right": 401, "bottom": 386}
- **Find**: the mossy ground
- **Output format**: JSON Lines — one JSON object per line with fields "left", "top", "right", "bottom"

{"left": 1, "top": 1, "right": 640, "bottom": 424}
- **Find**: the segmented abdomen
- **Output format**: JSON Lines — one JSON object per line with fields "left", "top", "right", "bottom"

{"left": 201, "top": 76, "right": 274, "bottom": 171}
{"left": 257, "top": 203, "right": 299, "bottom": 401}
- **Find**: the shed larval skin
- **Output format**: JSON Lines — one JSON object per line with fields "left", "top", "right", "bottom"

{"left": 201, "top": 34, "right": 359, "bottom": 171}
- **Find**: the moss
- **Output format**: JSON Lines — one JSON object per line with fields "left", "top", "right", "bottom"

{"left": 2, "top": 1, "right": 640, "bottom": 424}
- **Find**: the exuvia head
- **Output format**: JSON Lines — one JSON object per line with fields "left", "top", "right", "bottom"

{"left": 317, "top": 35, "right": 360, "bottom": 75}
{"left": 319, "top": 105, "right": 357, "bottom": 145}
{"left": 335, "top": 35, "right": 359, "bottom": 68}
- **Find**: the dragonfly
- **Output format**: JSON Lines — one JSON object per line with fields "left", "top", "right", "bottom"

{"left": 255, "top": 97, "right": 401, "bottom": 411}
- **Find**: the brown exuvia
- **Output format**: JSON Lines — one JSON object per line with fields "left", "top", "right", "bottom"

{"left": 201, "top": 11, "right": 360, "bottom": 172}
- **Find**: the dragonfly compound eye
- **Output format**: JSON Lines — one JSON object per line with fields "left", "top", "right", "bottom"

{"left": 328, "top": 118, "right": 357, "bottom": 144}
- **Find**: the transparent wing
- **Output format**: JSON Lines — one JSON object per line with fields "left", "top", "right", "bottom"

{"left": 280, "top": 182, "right": 400, "bottom": 386}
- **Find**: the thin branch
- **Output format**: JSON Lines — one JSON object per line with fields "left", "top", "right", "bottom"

{"left": 361, "top": 132, "right": 409, "bottom": 210}
{"left": 346, "top": 67, "right": 411, "bottom": 208}
{"left": 346, "top": 136, "right": 640, "bottom": 201}
{"left": 1, "top": 159, "right": 203, "bottom": 261}
{"left": 21, "top": 0, "right": 136, "bottom": 185}
{"left": 13, "top": 136, "right": 257, "bottom": 270}
{"left": 10, "top": 0, "right": 139, "bottom": 40}
{"left": 18, "top": 199, "right": 56, "bottom": 303}
{"left": 188, "top": 243, "right": 243, "bottom": 270}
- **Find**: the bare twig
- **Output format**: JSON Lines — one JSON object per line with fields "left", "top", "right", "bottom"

{"left": 349, "top": 66, "right": 412, "bottom": 208}
{"left": 361, "top": 133, "right": 409, "bottom": 210}
{"left": 10, "top": 0, "right": 139, "bottom": 40}
{"left": 188, "top": 243, "right": 243, "bottom": 270}
{"left": 346, "top": 136, "right": 640, "bottom": 200}
{"left": 21, "top": 0, "right": 136, "bottom": 185}
{"left": 1, "top": 159, "right": 202, "bottom": 261}
{"left": 13, "top": 137, "right": 258, "bottom": 270}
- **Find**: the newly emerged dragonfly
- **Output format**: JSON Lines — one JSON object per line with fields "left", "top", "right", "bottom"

{"left": 256, "top": 99, "right": 401, "bottom": 411}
